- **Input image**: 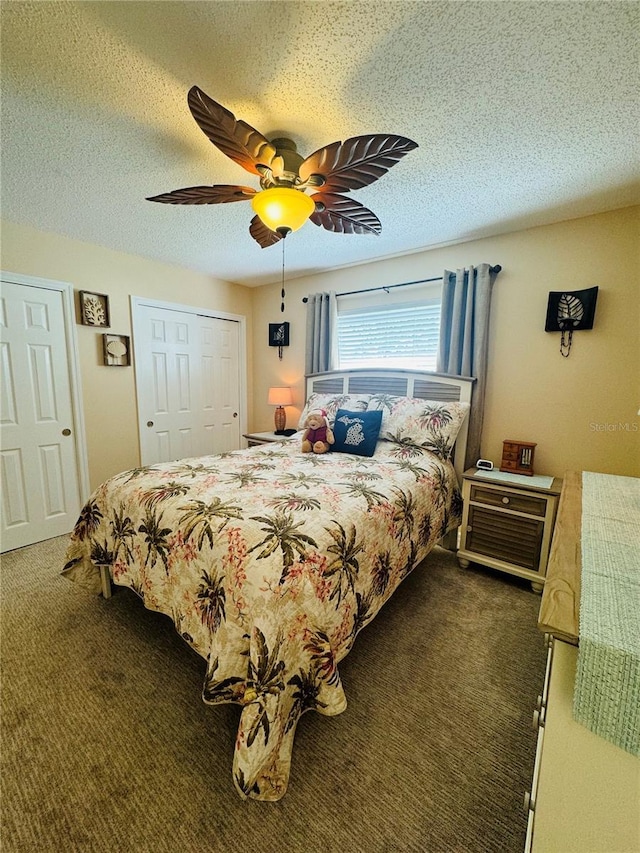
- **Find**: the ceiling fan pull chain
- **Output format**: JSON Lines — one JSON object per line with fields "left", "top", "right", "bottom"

{"left": 281, "top": 237, "right": 286, "bottom": 312}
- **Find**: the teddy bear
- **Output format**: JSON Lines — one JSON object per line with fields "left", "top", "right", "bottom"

{"left": 301, "top": 408, "right": 335, "bottom": 454}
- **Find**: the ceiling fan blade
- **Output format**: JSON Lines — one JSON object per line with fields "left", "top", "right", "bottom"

{"left": 146, "top": 185, "right": 256, "bottom": 204}
{"left": 187, "top": 86, "right": 278, "bottom": 177}
{"left": 249, "top": 215, "right": 284, "bottom": 248}
{"left": 310, "top": 193, "right": 381, "bottom": 234}
{"left": 300, "top": 135, "right": 418, "bottom": 194}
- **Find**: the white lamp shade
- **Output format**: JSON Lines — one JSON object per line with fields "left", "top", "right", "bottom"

{"left": 267, "top": 386, "right": 293, "bottom": 406}
{"left": 252, "top": 187, "right": 315, "bottom": 233}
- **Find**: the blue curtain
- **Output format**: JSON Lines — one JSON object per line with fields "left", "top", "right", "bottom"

{"left": 437, "top": 264, "right": 499, "bottom": 468}
{"left": 305, "top": 291, "right": 338, "bottom": 374}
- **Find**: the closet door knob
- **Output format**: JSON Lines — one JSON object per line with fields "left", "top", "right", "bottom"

{"left": 62, "top": 428, "right": 71, "bottom": 436}
{"left": 147, "top": 421, "right": 154, "bottom": 427}
{"left": 502, "top": 496, "right": 510, "bottom": 504}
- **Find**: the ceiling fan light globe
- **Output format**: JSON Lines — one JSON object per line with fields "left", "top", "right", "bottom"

{"left": 251, "top": 187, "right": 315, "bottom": 234}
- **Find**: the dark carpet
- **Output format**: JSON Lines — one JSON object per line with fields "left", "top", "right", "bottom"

{"left": 1, "top": 536, "right": 545, "bottom": 853}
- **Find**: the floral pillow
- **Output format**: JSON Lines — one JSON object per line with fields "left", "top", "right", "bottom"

{"left": 298, "top": 392, "right": 371, "bottom": 429}
{"left": 366, "top": 395, "right": 470, "bottom": 460}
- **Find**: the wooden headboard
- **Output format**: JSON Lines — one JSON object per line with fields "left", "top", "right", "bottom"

{"left": 305, "top": 368, "right": 475, "bottom": 481}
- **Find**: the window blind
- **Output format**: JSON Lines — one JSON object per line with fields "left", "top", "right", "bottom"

{"left": 337, "top": 300, "right": 441, "bottom": 371}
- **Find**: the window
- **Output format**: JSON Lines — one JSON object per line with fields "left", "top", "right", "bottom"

{"left": 337, "top": 297, "right": 441, "bottom": 371}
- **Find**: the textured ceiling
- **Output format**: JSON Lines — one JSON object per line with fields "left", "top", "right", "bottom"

{"left": 1, "top": 1, "right": 638, "bottom": 287}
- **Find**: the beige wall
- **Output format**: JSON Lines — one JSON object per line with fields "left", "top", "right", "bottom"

{"left": 250, "top": 206, "right": 640, "bottom": 479}
{"left": 3, "top": 207, "right": 638, "bottom": 493}
{"left": 1, "top": 219, "right": 253, "bottom": 490}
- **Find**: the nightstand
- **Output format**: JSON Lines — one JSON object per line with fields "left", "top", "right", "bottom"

{"left": 457, "top": 468, "right": 562, "bottom": 592}
{"left": 243, "top": 431, "right": 285, "bottom": 447}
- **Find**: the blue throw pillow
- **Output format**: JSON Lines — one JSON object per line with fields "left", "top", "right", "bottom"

{"left": 331, "top": 409, "right": 383, "bottom": 457}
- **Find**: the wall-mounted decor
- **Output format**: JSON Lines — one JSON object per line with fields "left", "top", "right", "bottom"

{"left": 102, "top": 334, "right": 131, "bottom": 367}
{"left": 268, "top": 321, "right": 290, "bottom": 360}
{"left": 79, "top": 290, "right": 110, "bottom": 327}
{"left": 545, "top": 286, "right": 598, "bottom": 357}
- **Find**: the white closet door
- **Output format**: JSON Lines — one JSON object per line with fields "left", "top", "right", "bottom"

{"left": 1, "top": 280, "right": 82, "bottom": 551}
{"left": 135, "top": 304, "right": 241, "bottom": 465}
{"left": 198, "top": 314, "right": 240, "bottom": 455}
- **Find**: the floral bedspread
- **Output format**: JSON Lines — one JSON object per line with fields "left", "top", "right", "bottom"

{"left": 63, "top": 435, "right": 462, "bottom": 800}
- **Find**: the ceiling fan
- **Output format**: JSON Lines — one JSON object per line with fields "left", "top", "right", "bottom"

{"left": 147, "top": 86, "right": 418, "bottom": 248}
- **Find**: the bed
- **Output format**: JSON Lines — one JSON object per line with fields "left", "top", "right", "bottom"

{"left": 63, "top": 368, "right": 474, "bottom": 800}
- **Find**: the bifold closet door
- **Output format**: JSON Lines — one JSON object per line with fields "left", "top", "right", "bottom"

{"left": 134, "top": 303, "right": 241, "bottom": 466}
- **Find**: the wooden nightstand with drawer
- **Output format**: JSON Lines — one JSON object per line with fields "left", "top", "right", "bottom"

{"left": 243, "top": 431, "right": 285, "bottom": 447}
{"left": 457, "top": 468, "right": 562, "bottom": 592}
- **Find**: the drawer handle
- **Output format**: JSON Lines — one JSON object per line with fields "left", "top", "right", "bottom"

{"left": 532, "top": 708, "right": 545, "bottom": 730}
{"left": 502, "top": 496, "right": 510, "bottom": 504}
{"left": 524, "top": 790, "right": 535, "bottom": 815}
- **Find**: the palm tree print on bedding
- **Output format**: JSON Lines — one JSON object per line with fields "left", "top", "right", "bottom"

{"left": 366, "top": 396, "right": 471, "bottom": 459}
{"left": 62, "top": 437, "right": 461, "bottom": 800}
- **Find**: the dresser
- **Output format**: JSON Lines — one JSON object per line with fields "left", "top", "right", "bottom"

{"left": 525, "top": 471, "right": 640, "bottom": 853}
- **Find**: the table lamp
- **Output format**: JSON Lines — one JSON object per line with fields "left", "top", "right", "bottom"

{"left": 268, "top": 386, "right": 293, "bottom": 433}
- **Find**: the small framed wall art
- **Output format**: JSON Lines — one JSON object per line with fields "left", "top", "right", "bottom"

{"left": 102, "top": 333, "right": 131, "bottom": 367}
{"left": 79, "top": 290, "right": 110, "bottom": 327}
{"left": 268, "top": 321, "right": 290, "bottom": 359}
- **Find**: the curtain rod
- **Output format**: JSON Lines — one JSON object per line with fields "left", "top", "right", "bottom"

{"left": 302, "top": 265, "right": 502, "bottom": 302}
